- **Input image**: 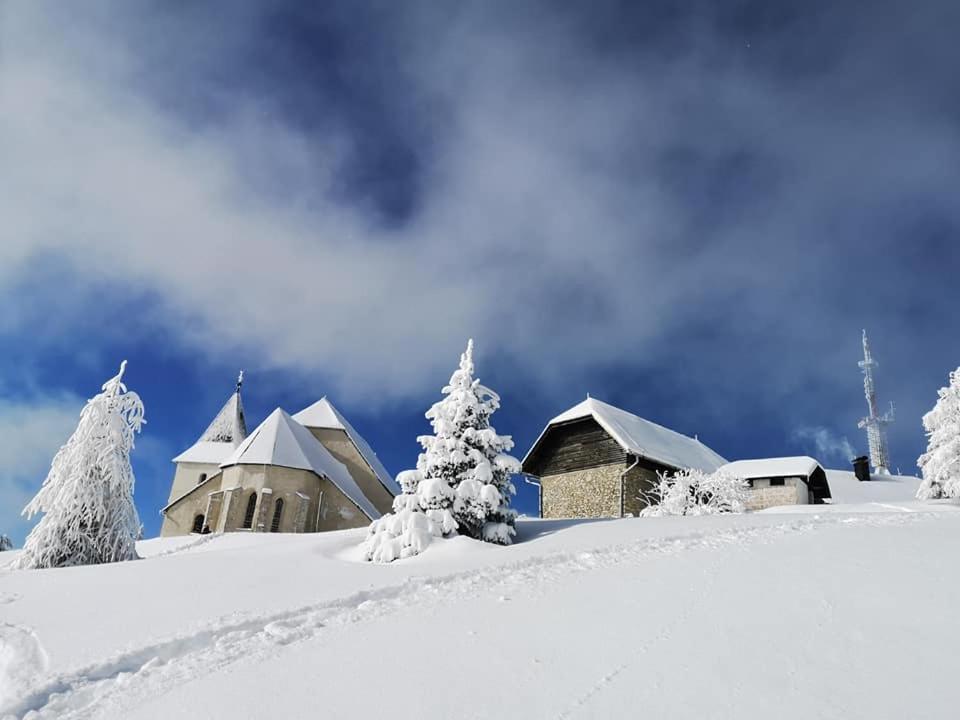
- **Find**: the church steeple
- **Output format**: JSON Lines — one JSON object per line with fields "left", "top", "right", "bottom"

{"left": 200, "top": 372, "right": 247, "bottom": 444}
{"left": 172, "top": 373, "right": 248, "bottom": 464}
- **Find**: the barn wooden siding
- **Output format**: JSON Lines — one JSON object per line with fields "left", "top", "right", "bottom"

{"left": 523, "top": 418, "right": 627, "bottom": 476}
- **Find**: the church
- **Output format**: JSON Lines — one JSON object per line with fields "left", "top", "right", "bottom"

{"left": 160, "top": 376, "right": 397, "bottom": 537}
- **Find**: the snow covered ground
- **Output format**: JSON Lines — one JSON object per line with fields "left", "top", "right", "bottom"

{"left": 2, "top": 477, "right": 959, "bottom": 719}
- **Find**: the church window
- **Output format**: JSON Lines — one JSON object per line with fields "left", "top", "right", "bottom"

{"left": 242, "top": 492, "right": 258, "bottom": 529}
{"left": 192, "top": 514, "right": 205, "bottom": 533}
{"left": 198, "top": 473, "right": 207, "bottom": 485}
{"left": 271, "top": 498, "right": 284, "bottom": 533}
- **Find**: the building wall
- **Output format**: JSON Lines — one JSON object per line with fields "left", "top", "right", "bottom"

{"left": 307, "top": 427, "right": 395, "bottom": 515}
{"left": 745, "top": 477, "right": 810, "bottom": 511}
{"left": 160, "top": 464, "right": 372, "bottom": 537}
{"left": 541, "top": 463, "right": 623, "bottom": 518}
{"left": 622, "top": 462, "right": 663, "bottom": 517}
{"left": 524, "top": 418, "right": 627, "bottom": 477}
{"left": 160, "top": 472, "right": 224, "bottom": 537}
{"left": 167, "top": 461, "right": 221, "bottom": 505}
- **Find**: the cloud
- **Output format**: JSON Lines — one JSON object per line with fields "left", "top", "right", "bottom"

{"left": 1, "top": 0, "right": 958, "bottom": 438}
{"left": 0, "top": 395, "right": 83, "bottom": 546}
{"left": 792, "top": 426, "right": 858, "bottom": 466}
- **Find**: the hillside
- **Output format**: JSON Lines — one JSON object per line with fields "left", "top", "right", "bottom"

{"left": 2, "top": 478, "right": 958, "bottom": 719}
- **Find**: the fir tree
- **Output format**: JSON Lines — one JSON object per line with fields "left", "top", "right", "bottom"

{"left": 17, "top": 361, "right": 145, "bottom": 569}
{"left": 917, "top": 367, "right": 960, "bottom": 500}
{"left": 0, "top": 535, "right": 12, "bottom": 552}
{"left": 363, "top": 340, "right": 520, "bottom": 562}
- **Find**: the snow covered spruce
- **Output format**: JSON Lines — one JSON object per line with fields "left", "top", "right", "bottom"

{"left": 0, "top": 535, "right": 11, "bottom": 552}
{"left": 363, "top": 340, "right": 520, "bottom": 563}
{"left": 17, "top": 361, "right": 146, "bottom": 569}
{"left": 640, "top": 468, "right": 749, "bottom": 517}
{"left": 916, "top": 366, "right": 960, "bottom": 500}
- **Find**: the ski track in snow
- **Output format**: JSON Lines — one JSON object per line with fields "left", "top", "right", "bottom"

{"left": 0, "top": 512, "right": 931, "bottom": 720}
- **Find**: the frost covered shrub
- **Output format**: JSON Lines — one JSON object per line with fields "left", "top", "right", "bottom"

{"left": 640, "top": 468, "right": 749, "bottom": 517}
{"left": 17, "top": 362, "right": 145, "bottom": 569}
{"left": 0, "top": 535, "right": 12, "bottom": 552}
{"left": 917, "top": 367, "right": 960, "bottom": 500}
{"left": 363, "top": 340, "right": 520, "bottom": 562}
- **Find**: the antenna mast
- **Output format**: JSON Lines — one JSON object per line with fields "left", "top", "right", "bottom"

{"left": 857, "top": 330, "right": 894, "bottom": 475}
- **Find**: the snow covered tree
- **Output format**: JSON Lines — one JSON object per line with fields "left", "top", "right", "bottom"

{"left": 362, "top": 339, "right": 520, "bottom": 562}
{"left": 0, "top": 535, "right": 12, "bottom": 552}
{"left": 640, "top": 468, "right": 749, "bottom": 517}
{"left": 17, "top": 361, "right": 145, "bottom": 569}
{"left": 917, "top": 367, "right": 960, "bottom": 500}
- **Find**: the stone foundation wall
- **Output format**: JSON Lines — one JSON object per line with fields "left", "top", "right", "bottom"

{"left": 622, "top": 465, "right": 661, "bottom": 517}
{"left": 745, "top": 477, "right": 809, "bottom": 511}
{"left": 541, "top": 463, "right": 622, "bottom": 518}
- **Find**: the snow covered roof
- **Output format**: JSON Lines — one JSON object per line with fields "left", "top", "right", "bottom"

{"left": 721, "top": 456, "right": 832, "bottom": 500}
{"left": 221, "top": 408, "right": 380, "bottom": 520}
{"left": 720, "top": 456, "right": 823, "bottom": 480}
{"left": 172, "top": 388, "right": 248, "bottom": 464}
{"left": 824, "top": 469, "right": 921, "bottom": 504}
{"left": 524, "top": 397, "right": 728, "bottom": 473}
{"left": 293, "top": 397, "right": 399, "bottom": 494}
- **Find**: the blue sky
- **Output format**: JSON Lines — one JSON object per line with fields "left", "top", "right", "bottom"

{"left": 2, "top": 1, "right": 959, "bottom": 544}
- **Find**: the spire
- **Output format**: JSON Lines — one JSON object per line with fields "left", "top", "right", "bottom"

{"left": 199, "top": 376, "right": 247, "bottom": 444}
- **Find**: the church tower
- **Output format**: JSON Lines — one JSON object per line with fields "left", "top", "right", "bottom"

{"left": 167, "top": 373, "right": 248, "bottom": 504}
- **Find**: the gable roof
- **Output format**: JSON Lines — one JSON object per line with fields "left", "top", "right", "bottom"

{"left": 221, "top": 408, "right": 380, "bottom": 520}
{"left": 293, "top": 397, "right": 399, "bottom": 494}
{"left": 172, "top": 389, "right": 247, "bottom": 464}
{"left": 523, "top": 397, "right": 728, "bottom": 473}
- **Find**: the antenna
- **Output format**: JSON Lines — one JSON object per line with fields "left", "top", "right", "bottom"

{"left": 857, "top": 330, "right": 893, "bottom": 475}
{"left": 237, "top": 370, "right": 244, "bottom": 391}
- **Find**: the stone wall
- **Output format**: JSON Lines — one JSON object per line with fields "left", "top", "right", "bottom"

{"left": 308, "top": 427, "right": 395, "bottom": 515}
{"left": 621, "top": 464, "right": 661, "bottom": 517}
{"left": 167, "top": 461, "right": 221, "bottom": 505}
{"left": 745, "top": 477, "right": 809, "bottom": 511}
{"left": 160, "top": 472, "right": 224, "bottom": 536}
{"left": 160, "top": 464, "right": 373, "bottom": 537}
{"left": 541, "top": 463, "right": 622, "bottom": 518}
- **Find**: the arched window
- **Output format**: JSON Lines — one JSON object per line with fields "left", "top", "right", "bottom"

{"left": 192, "top": 514, "right": 205, "bottom": 534}
{"left": 198, "top": 473, "right": 207, "bottom": 485}
{"left": 271, "top": 498, "right": 284, "bottom": 533}
{"left": 242, "top": 492, "right": 257, "bottom": 529}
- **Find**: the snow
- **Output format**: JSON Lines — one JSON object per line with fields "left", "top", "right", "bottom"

{"left": 529, "top": 397, "right": 727, "bottom": 472}
{"left": 825, "top": 469, "right": 922, "bottom": 504}
{"left": 221, "top": 408, "right": 380, "bottom": 520}
{"left": 292, "top": 397, "right": 400, "bottom": 494}
{"left": 720, "top": 455, "right": 822, "bottom": 479}
{"left": 3, "top": 493, "right": 959, "bottom": 718}
{"left": 171, "top": 390, "right": 246, "bottom": 465}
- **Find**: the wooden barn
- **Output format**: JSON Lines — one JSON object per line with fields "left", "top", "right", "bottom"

{"left": 521, "top": 397, "right": 728, "bottom": 518}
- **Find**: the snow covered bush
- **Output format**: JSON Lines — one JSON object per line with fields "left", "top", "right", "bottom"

{"left": 17, "top": 361, "right": 145, "bottom": 569}
{"left": 363, "top": 340, "right": 520, "bottom": 562}
{"left": 640, "top": 468, "right": 749, "bottom": 517}
{"left": 917, "top": 367, "right": 960, "bottom": 500}
{"left": 0, "top": 535, "right": 12, "bottom": 552}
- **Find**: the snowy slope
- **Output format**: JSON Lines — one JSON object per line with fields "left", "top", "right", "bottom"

{"left": 2, "top": 500, "right": 960, "bottom": 719}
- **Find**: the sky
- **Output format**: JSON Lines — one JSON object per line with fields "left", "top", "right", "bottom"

{"left": 1, "top": 1, "right": 958, "bottom": 545}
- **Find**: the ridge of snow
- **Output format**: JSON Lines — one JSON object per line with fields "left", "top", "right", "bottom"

{"left": 293, "top": 397, "right": 399, "bottom": 495}
{"left": 719, "top": 456, "right": 822, "bottom": 479}
{"left": 221, "top": 409, "right": 380, "bottom": 520}
{"left": 528, "top": 397, "right": 727, "bottom": 472}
